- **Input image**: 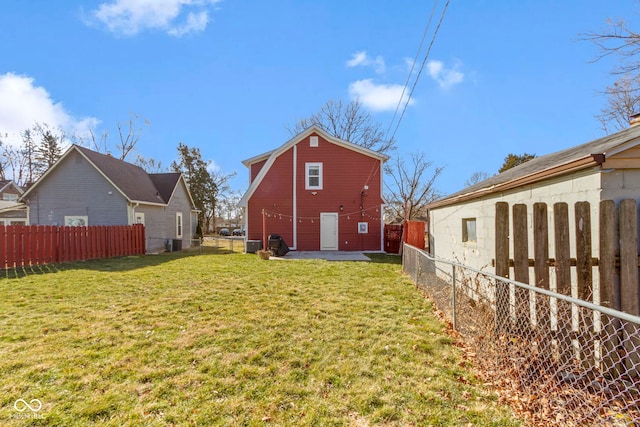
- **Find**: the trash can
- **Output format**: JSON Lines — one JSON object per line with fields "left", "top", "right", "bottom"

{"left": 165, "top": 239, "right": 173, "bottom": 252}
{"left": 172, "top": 239, "right": 182, "bottom": 251}
{"left": 245, "top": 240, "right": 261, "bottom": 254}
{"left": 268, "top": 234, "right": 290, "bottom": 256}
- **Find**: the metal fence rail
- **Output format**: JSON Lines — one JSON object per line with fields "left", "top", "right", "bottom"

{"left": 403, "top": 243, "right": 640, "bottom": 426}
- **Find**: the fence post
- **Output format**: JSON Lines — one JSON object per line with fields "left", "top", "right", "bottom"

{"left": 452, "top": 264, "right": 457, "bottom": 331}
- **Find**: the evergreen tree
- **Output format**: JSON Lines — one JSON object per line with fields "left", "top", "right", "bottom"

{"left": 171, "top": 143, "right": 217, "bottom": 232}
{"left": 498, "top": 153, "right": 536, "bottom": 173}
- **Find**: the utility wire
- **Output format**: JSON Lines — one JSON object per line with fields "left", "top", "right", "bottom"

{"left": 389, "top": 0, "right": 452, "bottom": 144}
{"left": 386, "top": 0, "right": 440, "bottom": 137}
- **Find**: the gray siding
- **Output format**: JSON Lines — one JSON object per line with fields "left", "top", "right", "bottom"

{"left": 135, "top": 180, "right": 195, "bottom": 252}
{"left": 25, "top": 150, "right": 129, "bottom": 226}
{"left": 165, "top": 180, "right": 194, "bottom": 249}
{"left": 134, "top": 205, "right": 166, "bottom": 252}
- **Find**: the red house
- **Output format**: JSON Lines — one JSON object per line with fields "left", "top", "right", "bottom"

{"left": 239, "top": 126, "right": 389, "bottom": 252}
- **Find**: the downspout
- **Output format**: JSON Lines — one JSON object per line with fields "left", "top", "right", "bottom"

{"left": 293, "top": 144, "right": 297, "bottom": 250}
{"left": 131, "top": 202, "right": 139, "bottom": 224}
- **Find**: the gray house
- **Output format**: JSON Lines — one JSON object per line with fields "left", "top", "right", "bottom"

{"left": 20, "top": 145, "right": 199, "bottom": 252}
{"left": 0, "top": 180, "right": 27, "bottom": 225}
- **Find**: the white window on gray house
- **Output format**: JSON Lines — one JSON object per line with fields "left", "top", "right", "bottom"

{"left": 135, "top": 212, "right": 145, "bottom": 225}
{"left": 306, "top": 163, "right": 323, "bottom": 190}
{"left": 176, "top": 212, "right": 183, "bottom": 238}
{"left": 2, "top": 193, "right": 18, "bottom": 201}
{"left": 462, "top": 218, "right": 476, "bottom": 243}
{"left": 65, "top": 216, "right": 88, "bottom": 226}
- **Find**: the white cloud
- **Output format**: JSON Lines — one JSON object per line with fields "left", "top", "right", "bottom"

{"left": 348, "top": 79, "right": 413, "bottom": 112}
{"left": 346, "top": 51, "right": 385, "bottom": 74}
{"left": 89, "top": 0, "right": 221, "bottom": 37}
{"left": 0, "top": 73, "right": 98, "bottom": 147}
{"left": 427, "top": 60, "right": 464, "bottom": 89}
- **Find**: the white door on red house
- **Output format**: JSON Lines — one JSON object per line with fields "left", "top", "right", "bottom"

{"left": 320, "top": 212, "right": 338, "bottom": 250}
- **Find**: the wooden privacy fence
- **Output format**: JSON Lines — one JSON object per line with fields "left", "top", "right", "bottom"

{"left": 495, "top": 200, "right": 639, "bottom": 316}
{"left": 1, "top": 224, "right": 146, "bottom": 269}
{"left": 494, "top": 200, "right": 640, "bottom": 373}
{"left": 405, "top": 220, "right": 425, "bottom": 250}
{"left": 384, "top": 221, "right": 426, "bottom": 254}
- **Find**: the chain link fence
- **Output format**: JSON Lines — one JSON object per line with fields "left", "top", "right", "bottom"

{"left": 403, "top": 243, "right": 640, "bottom": 426}
{"left": 201, "top": 236, "right": 245, "bottom": 253}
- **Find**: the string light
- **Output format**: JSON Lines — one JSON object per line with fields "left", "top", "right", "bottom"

{"left": 261, "top": 206, "right": 383, "bottom": 223}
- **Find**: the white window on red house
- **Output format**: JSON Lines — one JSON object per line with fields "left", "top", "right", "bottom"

{"left": 306, "top": 163, "right": 323, "bottom": 190}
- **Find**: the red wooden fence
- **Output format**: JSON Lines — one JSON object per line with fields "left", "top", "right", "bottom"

{"left": 404, "top": 220, "right": 425, "bottom": 250}
{"left": 384, "top": 224, "right": 403, "bottom": 254}
{"left": 1, "top": 224, "right": 146, "bottom": 269}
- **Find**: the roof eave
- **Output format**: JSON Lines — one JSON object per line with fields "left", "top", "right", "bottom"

{"left": 427, "top": 156, "right": 600, "bottom": 209}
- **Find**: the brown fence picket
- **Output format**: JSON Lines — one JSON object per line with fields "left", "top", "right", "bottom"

{"left": 495, "top": 202, "right": 510, "bottom": 333}
{"left": 619, "top": 200, "right": 640, "bottom": 375}
{"left": 600, "top": 200, "right": 623, "bottom": 375}
{"left": 620, "top": 200, "right": 639, "bottom": 316}
{"left": 554, "top": 203, "right": 571, "bottom": 296}
{"left": 575, "top": 201, "right": 594, "bottom": 368}
{"left": 513, "top": 204, "right": 530, "bottom": 327}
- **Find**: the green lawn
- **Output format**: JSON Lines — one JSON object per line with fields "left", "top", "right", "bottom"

{"left": 0, "top": 250, "right": 519, "bottom": 426}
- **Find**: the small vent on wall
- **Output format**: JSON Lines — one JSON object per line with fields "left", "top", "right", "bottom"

{"left": 310, "top": 136, "right": 318, "bottom": 147}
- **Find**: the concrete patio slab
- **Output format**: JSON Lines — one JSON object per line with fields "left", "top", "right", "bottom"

{"left": 271, "top": 251, "right": 371, "bottom": 261}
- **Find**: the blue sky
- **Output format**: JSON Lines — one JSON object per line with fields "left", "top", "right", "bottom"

{"left": 1, "top": 0, "right": 638, "bottom": 196}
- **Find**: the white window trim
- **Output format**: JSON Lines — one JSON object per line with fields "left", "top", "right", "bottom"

{"left": 135, "top": 212, "right": 145, "bottom": 225}
{"left": 176, "top": 212, "right": 183, "bottom": 238}
{"left": 358, "top": 222, "right": 368, "bottom": 234}
{"left": 305, "top": 162, "right": 323, "bottom": 190}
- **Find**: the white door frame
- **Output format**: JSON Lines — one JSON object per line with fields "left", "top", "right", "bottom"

{"left": 320, "top": 212, "right": 338, "bottom": 250}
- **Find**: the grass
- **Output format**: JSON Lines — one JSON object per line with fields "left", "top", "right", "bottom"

{"left": 0, "top": 250, "right": 520, "bottom": 426}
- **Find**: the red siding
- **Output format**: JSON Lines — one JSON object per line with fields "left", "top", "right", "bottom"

{"left": 247, "top": 132, "right": 384, "bottom": 251}
{"left": 250, "top": 160, "right": 267, "bottom": 182}
{"left": 247, "top": 149, "right": 294, "bottom": 247}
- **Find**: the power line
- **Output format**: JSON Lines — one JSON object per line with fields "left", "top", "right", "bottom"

{"left": 389, "top": 0, "right": 452, "bottom": 144}
{"left": 387, "top": 0, "right": 440, "bottom": 136}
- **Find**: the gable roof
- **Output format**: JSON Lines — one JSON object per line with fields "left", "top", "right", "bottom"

{"left": 21, "top": 145, "right": 195, "bottom": 208}
{"left": 0, "top": 180, "right": 24, "bottom": 195}
{"left": 428, "top": 124, "right": 640, "bottom": 209}
{"left": 239, "top": 125, "right": 389, "bottom": 206}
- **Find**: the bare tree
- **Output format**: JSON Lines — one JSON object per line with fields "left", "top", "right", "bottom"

{"left": 73, "top": 113, "right": 148, "bottom": 160}
{"left": 583, "top": 18, "right": 640, "bottom": 132}
{"left": 595, "top": 75, "right": 640, "bottom": 133}
{"left": 0, "top": 140, "right": 7, "bottom": 180}
{"left": 21, "top": 129, "right": 39, "bottom": 185}
{"left": 2, "top": 144, "right": 27, "bottom": 186}
{"left": 135, "top": 154, "right": 165, "bottom": 173}
{"left": 208, "top": 167, "right": 237, "bottom": 233}
{"left": 85, "top": 127, "right": 109, "bottom": 154}
{"left": 384, "top": 152, "right": 444, "bottom": 222}
{"left": 117, "top": 113, "right": 150, "bottom": 160}
{"left": 289, "top": 99, "right": 396, "bottom": 154}
{"left": 464, "top": 171, "right": 490, "bottom": 187}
